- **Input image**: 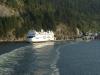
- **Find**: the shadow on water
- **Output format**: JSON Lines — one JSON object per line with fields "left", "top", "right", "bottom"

{"left": 0, "top": 42, "right": 29, "bottom": 55}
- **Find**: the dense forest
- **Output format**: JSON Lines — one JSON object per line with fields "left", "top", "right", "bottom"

{"left": 0, "top": 0, "right": 100, "bottom": 40}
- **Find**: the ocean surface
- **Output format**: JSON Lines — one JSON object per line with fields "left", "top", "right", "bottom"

{"left": 0, "top": 40, "right": 100, "bottom": 75}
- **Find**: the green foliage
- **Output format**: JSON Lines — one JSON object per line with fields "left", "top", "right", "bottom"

{"left": 0, "top": 16, "right": 20, "bottom": 37}
{"left": 0, "top": 0, "right": 100, "bottom": 38}
{"left": 6, "top": 0, "right": 18, "bottom": 8}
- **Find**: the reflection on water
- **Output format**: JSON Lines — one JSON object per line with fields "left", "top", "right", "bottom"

{"left": 33, "top": 42, "right": 55, "bottom": 48}
{"left": 32, "top": 42, "right": 60, "bottom": 75}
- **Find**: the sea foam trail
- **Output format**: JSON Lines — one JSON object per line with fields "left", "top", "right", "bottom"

{"left": 50, "top": 46, "right": 61, "bottom": 75}
{"left": 51, "top": 41, "right": 78, "bottom": 75}
{"left": 0, "top": 45, "right": 35, "bottom": 75}
{"left": 0, "top": 42, "right": 66, "bottom": 75}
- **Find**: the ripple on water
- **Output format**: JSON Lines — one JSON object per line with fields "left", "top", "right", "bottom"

{"left": 0, "top": 45, "right": 35, "bottom": 75}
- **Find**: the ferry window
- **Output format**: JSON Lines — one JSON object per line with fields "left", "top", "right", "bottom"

{"left": 27, "top": 36, "right": 34, "bottom": 38}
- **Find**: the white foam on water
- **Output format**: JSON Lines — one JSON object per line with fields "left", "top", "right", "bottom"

{"left": 50, "top": 46, "right": 62, "bottom": 75}
{"left": 0, "top": 45, "right": 34, "bottom": 75}
{"left": 50, "top": 42, "right": 77, "bottom": 75}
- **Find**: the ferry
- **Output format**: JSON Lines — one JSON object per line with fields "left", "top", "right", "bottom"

{"left": 26, "top": 29, "right": 55, "bottom": 42}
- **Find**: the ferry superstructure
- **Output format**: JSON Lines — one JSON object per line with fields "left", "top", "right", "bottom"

{"left": 27, "top": 30, "right": 55, "bottom": 42}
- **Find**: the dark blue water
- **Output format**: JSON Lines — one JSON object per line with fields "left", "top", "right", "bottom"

{"left": 0, "top": 40, "right": 100, "bottom": 75}
{"left": 58, "top": 40, "right": 100, "bottom": 75}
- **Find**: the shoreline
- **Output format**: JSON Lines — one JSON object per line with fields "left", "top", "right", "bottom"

{"left": 1, "top": 38, "right": 97, "bottom": 43}
{"left": 0, "top": 40, "right": 74, "bottom": 44}
{"left": 0, "top": 40, "right": 65, "bottom": 43}
{"left": 0, "top": 40, "right": 26, "bottom": 43}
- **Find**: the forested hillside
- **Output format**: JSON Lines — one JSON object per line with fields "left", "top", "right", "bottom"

{"left": 0, "top": 0, "right": 100, "bottom": 40}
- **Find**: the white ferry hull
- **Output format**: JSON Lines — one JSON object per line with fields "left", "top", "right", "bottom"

{"left": 26, "top": 29, "right": 55, "bottom": 43}
{"left": 27, "top": 38, "right": 54, "bottom": 43}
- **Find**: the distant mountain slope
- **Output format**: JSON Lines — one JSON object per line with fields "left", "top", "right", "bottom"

{"left": 0, "top": 0, "right": 100, "bottom": 41}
